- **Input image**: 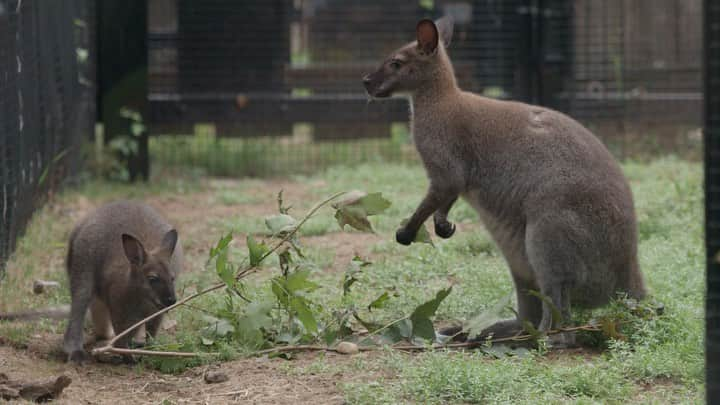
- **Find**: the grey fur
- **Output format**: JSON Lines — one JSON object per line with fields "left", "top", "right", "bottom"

{"left": 63, "top": 200, "right": 183, "bottom": 363}
{"left": 364, "top": 18, "right": 646, "bottom": 344}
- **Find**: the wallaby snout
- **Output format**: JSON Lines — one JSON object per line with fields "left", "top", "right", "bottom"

{"left": 362, "top": 71, "right": 391, "bottom": 98}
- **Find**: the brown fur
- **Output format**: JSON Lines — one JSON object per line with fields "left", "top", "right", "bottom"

{"left": 63, "top": 200, "right": 183, "bottom": 363}
{"left": 363, "top": 18, "right": 645, "bottom": 345}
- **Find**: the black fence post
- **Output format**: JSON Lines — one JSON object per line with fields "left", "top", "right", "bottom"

{"left": 96, "top": 0, "right": 148, "bottom": 181}
{"left": 705, "top": 0, "right": 720, "bottom": 402}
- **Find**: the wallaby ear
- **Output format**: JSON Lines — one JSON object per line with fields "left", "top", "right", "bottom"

{"left": 159, "top": 229, "right": 178, "bottom": 258}
{"left": 416, "top": 19, "right": 439, "bottom": 54}
{"left": 122, "top": 234, "right": 146, "bottom": 267}
{"left": 435, "top": 16, "right": 454, "bottom": 48}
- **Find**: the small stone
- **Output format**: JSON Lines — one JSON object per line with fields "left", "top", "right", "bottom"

{"left": 204, "top": 370, "right": 229, "bottom": 384}
{"left": 32, "top": 280, "right": 60, "bottom": 294}
{"left": 335, "top": 341, "right": 359, "bottom": 355}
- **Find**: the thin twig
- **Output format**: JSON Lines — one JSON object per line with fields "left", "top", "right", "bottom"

{"left": 211, "top": 390, "right": 249, "bottom": 398}
{"left": 250, "top": 323, "right": 603, "bottom": 357}
{"left": 251, "top": 345, "right": 357, "bottom": 355}
{"left": 92, "top": 283, "right": 226, "bottom": 356}
{"left": 99, "top": 347, "right": 210, "bottom": 358}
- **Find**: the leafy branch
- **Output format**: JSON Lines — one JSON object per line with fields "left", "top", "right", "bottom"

{"left": 93, "top": 191, "right": 353, "bottom": 359}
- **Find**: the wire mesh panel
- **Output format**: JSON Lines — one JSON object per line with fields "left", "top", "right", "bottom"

{"left": 148, "top": 0, "right": 703, "bottom": 177}
{"left": 569, "top": 0, "right": 702, "bottom": 124}
{"left": 0, "top": 0, "right": 94, "bottom": 272}
{"left": 705, "top": 0, "right": 720, "bottom": 400}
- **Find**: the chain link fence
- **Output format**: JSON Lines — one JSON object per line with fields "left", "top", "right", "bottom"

{"left": 147, "top": 0, "right": 703, "bottom": 177}
{"left": 0, "top": 0, "right": 95, "bottom": 274}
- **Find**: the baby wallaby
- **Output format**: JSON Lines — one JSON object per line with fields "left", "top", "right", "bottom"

{"left": 64, "top": 200, "right": 183, "bottom": 363}
{"left": 363, "top": 18, "right": 646, "bottom": 345}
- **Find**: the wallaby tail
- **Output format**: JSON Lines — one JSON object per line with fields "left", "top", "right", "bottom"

{"left": 0, "top": 305, "right": 70, "bottom": 321}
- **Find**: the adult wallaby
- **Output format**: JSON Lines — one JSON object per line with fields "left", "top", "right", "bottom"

{"left": 62, "top": 200, "right": 183, "bottom": 363}
{"left": 363, "top": 17, "right": 645, "bottom": 345}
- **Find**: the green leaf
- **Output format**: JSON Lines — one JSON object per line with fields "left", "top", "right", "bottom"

{"left": 271, "top": 278, "right": 290, "bottom": 307}
{"left": 400, "top": 218, "right": 433, "bottom": 245}
{"left": 291, "top": 297, "right": 318, "bottom": 334}
{"left": 285, "top": 268, "right": 320, "bottom": 293}
{"left": 323, "top": 329, "right": 338, "bottom": 346}
{"left": 335, "top": 206, "right": 374, "bottom": 232}
{"left": 465, "top": 293, "right": 513, "bottom": 339}
{"left": 368, "top": 291, "right": 391, "bottom": 311}
{"left": 343, "top": 277, "right": 358, "bottom": 296}
{"left": 528, "top": 290, "right": 563, "bottom": 325}
{"left": 265, "top": 214, "right": 297, "bottom": 236}
{"left": 411, "top": 286, "right": 453, "bottom": 320}
{"left": 333, "top": 191, "right": 391, "bottom": 233}
{"left": 411, "top": 317, "right": 436, "bottom": 341}
{"left": 343, "top": 256, "right": 371, "bottom": 295}
{"left": 215, "top": 246, "right": 234, "bottom": 287}
{"left": 201, "top": 337, "right": 214, "bottom": 346}
{"left": 209, "top": 233, "right": 233, "bottom": 259}
{"left": 410, "top": 287, "right": 453, "bottom": 340}
{"left": 382, "top": 318, "right": 414, "bottom": 343}
{"left": 247, "top": 235, "right": 269, "bottom": 267}
{"left": 353, "top": 312, "right": 382, "bottom": 333}
{"left": 351, "top": 255, "right": 373, "bottom": 268}
{"left": 522, "top": 321, "right": 541, "bottom": 340}
{"left": 332, "top": 191, "right": 392, "bottom": 215}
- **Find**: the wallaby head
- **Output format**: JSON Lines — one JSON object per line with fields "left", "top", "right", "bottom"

{"left": 363, "top": 17, "right": 455, "bottom": 98}
{"left": 121, "top": 229, "right": 178, "bottom": 308}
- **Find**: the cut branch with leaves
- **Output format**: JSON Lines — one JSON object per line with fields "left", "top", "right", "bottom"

{"left": 93, "top": 190, "right": 394, "bottom": 359}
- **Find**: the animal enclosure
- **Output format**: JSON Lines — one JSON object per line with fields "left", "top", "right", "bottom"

{"left": 0, "top": 0, "right": 718, "bottom": 403}
{"left": 147, "top": 0, "right": 703, "bottom": 176}
{"left": 0, "top": 0, "right": 95, "bottom": 273}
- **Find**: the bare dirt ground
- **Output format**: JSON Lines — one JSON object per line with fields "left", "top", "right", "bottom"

{"left": 0, "top": 177, "right": 387, "bottom": 404}
{"left": 0, "top": 345, "right": 380, "bottom": 404}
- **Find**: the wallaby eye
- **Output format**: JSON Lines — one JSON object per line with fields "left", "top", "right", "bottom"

{"left": 148, "top": 275, "right": 160, "bottom": 283}
{"left": 389, "top": 60, "right": 402, "bottom": 70}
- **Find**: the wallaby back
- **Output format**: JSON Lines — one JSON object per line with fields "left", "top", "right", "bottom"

{"left": 64, "top": 200, "right": 183, "bottom": 363}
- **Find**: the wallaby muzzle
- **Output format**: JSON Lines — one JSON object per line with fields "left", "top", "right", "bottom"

{"left": 362, "top": 72, "right": 392, "bottom": 98}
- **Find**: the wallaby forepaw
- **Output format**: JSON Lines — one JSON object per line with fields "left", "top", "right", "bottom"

{"left": 395, "top": 227, "right": 415, "bottom": 245}
{"left": 67, "top": 350, "right": 90, "bottom": 365}
{"left": 434, "top": 221, "right": 456, "bottom": 239}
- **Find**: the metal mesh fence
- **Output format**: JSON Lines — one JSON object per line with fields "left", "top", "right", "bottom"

{"left": 0, "top": 0, "right": 95, "bottom": 273}
{"left": 148, "top": 0, "right": 703, "bottom": 177}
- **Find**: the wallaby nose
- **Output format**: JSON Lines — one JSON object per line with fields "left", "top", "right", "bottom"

{"left": 165, "top": 296, "right": 176, "bottom": 306}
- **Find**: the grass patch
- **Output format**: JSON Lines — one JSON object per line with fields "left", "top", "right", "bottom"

{"left": 0, "top": 156, "right": 704, "bottom": 403}
{"left": 150, "top": 135, "right": 417, "bottom": 177}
